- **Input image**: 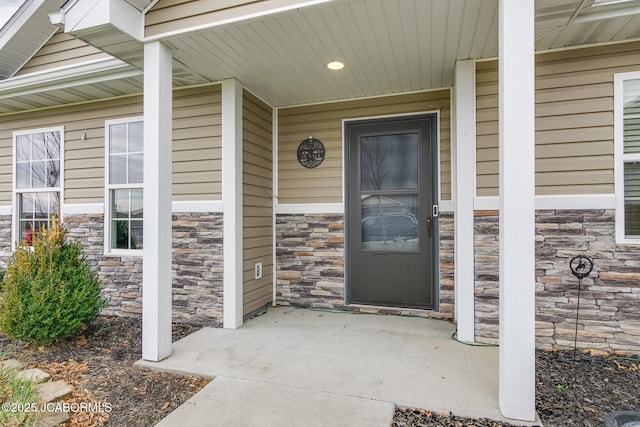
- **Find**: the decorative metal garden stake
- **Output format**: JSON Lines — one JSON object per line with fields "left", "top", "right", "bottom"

{"left": 569, "top": 255, "right": 594, "bottom": 361}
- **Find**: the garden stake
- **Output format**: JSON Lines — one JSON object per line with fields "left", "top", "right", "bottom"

{"left": 569, "top": 255, "right": 593, "bottom": 362}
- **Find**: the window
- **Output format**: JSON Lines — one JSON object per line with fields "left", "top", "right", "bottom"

{"left": 105, "top": 118, "right": 143, "bottom": 253}
{"left": 13, "top": 128, "right": 63, "bottom": 246}
{"left": 615, "top": 72, "right": 640, "bottom": 243}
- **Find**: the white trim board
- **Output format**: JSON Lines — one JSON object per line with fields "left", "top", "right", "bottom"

{"left": 474, "top": 194, "right": 616, "bottom": 211}
{"left": 6, "top": 201, "right": 225, "bottom": 217}
{"left": 276, "top": 203, "right": 344, "bottom": 214}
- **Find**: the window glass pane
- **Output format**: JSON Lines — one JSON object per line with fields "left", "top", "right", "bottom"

{"left": 131, "top": 189, "right": 143, "bottom": 218}
{"left": 110, "top": 154, "right": 127, "bottom": 185}
{"left": 45, "top": 132, "right": 61, "bottom": 160}
{"left": 110, "top": 124, "right": 127, "bottom": 154}
{"left": 112, "top": 220, "right": 130, "bottom": 249}
{"left": 16, "top": 163, "right": 30, "bottom": 189}
{"left": 31, "top": 161, "right": 46, "bottom": 188}
{"left": 361, "top": 194, "right": 419, "bottom": 252}
{"left": 128, "top": 153, "right": 143, "bottom": 184}
{"left": 20, "top": 193, "right": 34, "bottom": 219}
{"left": 18, "top": 192, "right": 58, "bottom": 243}
{"left": 623, "top": 79, "right": 640, "bottom": 154}
{"left": 130, "top": 220, "right": 143, "bottom": 250}
{"left": 129, "top": 122, "right": 143, "bottom": 153}
{"left": 31, "top": 133, "right": 45, "bottom": 161}
{"left": 16, "top": 135, "right": 30, "bottom": 162}
{"left": 46, "top": 160, "right": 60, "bottom": 187}
{"left": 360, "top": 133, "right": 418, "bottom": 191}
{"left": 112, "top": 189, "right": 130, "bottom": 218}
{"left": 32, "top": 192, "right": 50, "bottom": 219}
{"left": 624, "top": 162, "right": 640, "bottom": 236}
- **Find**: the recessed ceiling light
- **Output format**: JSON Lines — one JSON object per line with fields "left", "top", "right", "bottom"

{"left": 327, "top": 61, "right": 344, "bottom": 71}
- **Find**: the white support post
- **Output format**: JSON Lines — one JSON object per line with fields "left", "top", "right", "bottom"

{"left": 498, "top": 0, "right": 536, "bottom": 421}
{"left": 142, "top": 41, "right": 173, "bottom": 361}
{"left": 454, "top": 59, "right": 476, "bottom": 343}
{"left": 222, "top": 79, "right": 244, "bottom": 329}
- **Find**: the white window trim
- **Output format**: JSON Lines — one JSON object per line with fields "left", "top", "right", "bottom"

{"left": 12, "top": 126, "right": 65, "bottom": 252}
{"left": 104, "top": 116, "right": 144, "bottom": 256}
{"left": 614, "top": 71, "right": 640, "bottom": 244}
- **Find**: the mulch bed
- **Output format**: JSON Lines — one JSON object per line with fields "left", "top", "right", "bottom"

{"left": 394, "top": 349, "right": 640, "bottom": 427}
{"left": 2, "top": 316, "right": 639, "bottom": 427}
{"left": 0, "top": 316, "right": 210, "bottom": 427}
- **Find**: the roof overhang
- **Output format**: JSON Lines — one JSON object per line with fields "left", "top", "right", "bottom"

{"left": 2, "top": 0, "right": 640, "bottom": 113}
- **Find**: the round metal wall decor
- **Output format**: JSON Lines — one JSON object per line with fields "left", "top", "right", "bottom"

{"left": 297, "top": 137, "right": 325, "bottom": 169}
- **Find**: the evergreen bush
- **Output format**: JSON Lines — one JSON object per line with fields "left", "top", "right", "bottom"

{"left": 0, "top": 219, "right": 106, "bottom": 345}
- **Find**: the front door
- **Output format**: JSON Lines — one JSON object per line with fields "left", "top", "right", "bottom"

{"left": 346, "top": 115, "right": 437, "bottom": 309}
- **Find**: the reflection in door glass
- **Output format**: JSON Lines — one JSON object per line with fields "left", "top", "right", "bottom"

{"left": 360, "top": 133, "right": 418, "bottom": 191}
{"left": 361, "top": 194, "right": 419, "bottom": 252}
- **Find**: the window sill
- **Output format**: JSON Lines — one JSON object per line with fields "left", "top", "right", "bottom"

{"left": 103, "top": 249, "right": 144, "bottom": 258}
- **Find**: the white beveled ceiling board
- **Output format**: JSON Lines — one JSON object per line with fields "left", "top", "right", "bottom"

{"left": 3, "top": 0, "right": 640, "bottom": 112}
{"left": 168, "top": 0, "right": 500, "bottom": 107}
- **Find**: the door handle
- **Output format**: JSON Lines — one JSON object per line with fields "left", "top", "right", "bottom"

{"left": 426, "top": 217, "right": 432, "bottom": 237}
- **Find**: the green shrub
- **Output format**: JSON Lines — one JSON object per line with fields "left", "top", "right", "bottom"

{"left": 0, "top": 219, "right": 106, "bottom": 346}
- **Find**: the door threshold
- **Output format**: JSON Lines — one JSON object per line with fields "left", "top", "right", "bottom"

{"left": 346, "top": 304, "right": 452, "bottom": 320}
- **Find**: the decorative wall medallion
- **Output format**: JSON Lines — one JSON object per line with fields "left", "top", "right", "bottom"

{"left": 297, "top": 137, "right": 325, "bottom": 169}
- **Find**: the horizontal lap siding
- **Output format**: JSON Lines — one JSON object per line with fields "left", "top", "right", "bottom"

{"left": 16, "top": 32, "right": 110, "bottom": 76}
{"left": 278, "top": 91, "right": 452, "bottom": 204}
{"left": 0, "top": 84, "right": 222, "bottom": 205}
{"left": 243, "top": 90, "right": 273, "bottom": 315}
{"left": 172, "top": 85, "right": 222, "bottom": 200}
{"left": 476, "top": 41, "right": 640, "bottom": 196}
{"left": 145, "top": 0, "right": 263, "bottom": 37}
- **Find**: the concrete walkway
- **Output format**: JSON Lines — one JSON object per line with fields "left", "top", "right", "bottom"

{"left": 138, "top": 307, "right": 527, "bottom": 426}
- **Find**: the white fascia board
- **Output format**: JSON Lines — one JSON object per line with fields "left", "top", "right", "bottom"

{"left": 61, "top": 0, "right": 142, "bottom": 40}
{"left": 143, "top": 0, "right": 332, "bottom": 41}
{"left": 0, "top": 58, "right": 137, "bottom": 95}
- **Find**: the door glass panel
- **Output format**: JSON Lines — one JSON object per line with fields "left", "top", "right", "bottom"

{"left": 361, "top": 194, "right": 419, "bottom": 252}
{"left": 360, "top": 133, "right": 418, "bottom": 191}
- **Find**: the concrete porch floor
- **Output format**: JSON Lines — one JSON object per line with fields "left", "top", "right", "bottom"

{"left": 137, "top": 306, "right": 532, "bottom": 426}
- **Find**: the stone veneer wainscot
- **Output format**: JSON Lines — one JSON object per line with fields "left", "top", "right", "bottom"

{"left": 276, "top": 212, "right": 455, "bottom": 317}
{"left": 474, "top": 209, "right": 640, "bottom": 355}
{"left": 59, "top": 213, "right": 222, "bottom": 326}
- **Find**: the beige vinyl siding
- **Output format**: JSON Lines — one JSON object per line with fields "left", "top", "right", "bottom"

{"left": 145, "top": 0, "right": 263, "bottom": 37}
{"left": 242, "top": 90, "right": 273, "bottom": 316}
{"left": 0, "top": 84, "right": 222, "bottom": 205}
{"left": 172, "top": 85, "right": 222, "bottom": 200}
{"left": 16, "top": 32, "right": 111, "bottom": 76}
{"left": 278, "top": 91, "right": 451, "bottom": 204}
{"left": 0, "top": 96, "right": 144, "bottom": 205}
{"left": 476, "top": 41, "right": 640, "bottom": 196}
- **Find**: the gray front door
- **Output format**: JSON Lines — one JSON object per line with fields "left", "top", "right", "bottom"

{"left": 346, "top": 115, "right": 437, "bottom": 309}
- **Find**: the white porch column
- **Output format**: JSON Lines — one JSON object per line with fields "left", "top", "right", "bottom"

{"left": 453, "top": 59, "right": 476, "bottom": 343}
{"left": 498, "top": 0, "right": 536, "bottom": 421}
{"left": 142, "top": 41, "right": 173, "bottom": 361}
{"left": 222, "top": 79, "right": 244, "bottom": 329}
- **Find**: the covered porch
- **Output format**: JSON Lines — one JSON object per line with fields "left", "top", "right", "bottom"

{"left": 137, "top": 306, "right": 528, "bottom": 425}
{"left": 36, "top": 0, "right": 640, "bottom": 422}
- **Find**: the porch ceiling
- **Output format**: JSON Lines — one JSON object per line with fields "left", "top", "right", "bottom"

{"left": 163, "top": 0, "right": 640, "bottom": 107}
{"left": 2, "top": 0, "right": 640, "bottom": 113}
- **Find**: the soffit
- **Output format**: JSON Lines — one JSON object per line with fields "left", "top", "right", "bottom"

{"left": 163, "top": 0, "right": 640, "bottom": 107}
{"left": 3, "top": 0, "right": 640, "bottom": 113}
